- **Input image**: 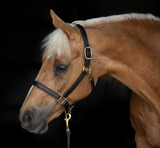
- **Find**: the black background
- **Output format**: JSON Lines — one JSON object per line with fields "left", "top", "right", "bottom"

{"left": 1, "top": 0, "right": 160, "bottom": 148}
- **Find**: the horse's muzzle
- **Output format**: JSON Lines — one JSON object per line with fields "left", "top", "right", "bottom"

{"left": 19, "top": 109, "right": 48, "bottom": 134}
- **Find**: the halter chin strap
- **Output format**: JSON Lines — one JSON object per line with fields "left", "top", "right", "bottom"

{"left": 32, "top": 24, "right": 94, "bottom": 113}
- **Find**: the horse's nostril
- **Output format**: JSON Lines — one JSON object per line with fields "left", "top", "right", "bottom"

{"left": 22, "top": 113, "right": 33, "bottom": 126}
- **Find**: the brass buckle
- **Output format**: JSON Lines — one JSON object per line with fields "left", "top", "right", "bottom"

{"left": 57, "top": 94, "right": 67, "bottom": 105}
{"left": 84, "top": 47, "right": 92, "bottom": 60}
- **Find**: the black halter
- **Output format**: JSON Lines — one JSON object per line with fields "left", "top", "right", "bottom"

{"left": 32, "top": 24, "right": 94, "bottom": 113}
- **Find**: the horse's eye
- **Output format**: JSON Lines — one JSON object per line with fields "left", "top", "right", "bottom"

{"left": 57, "top": 65, "right": 67, "bottom": 71}
{"left": 55, "top": 63, "right": 68, "bottom": 76}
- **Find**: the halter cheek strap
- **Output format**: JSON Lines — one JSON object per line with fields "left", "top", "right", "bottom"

{"left": 32, "top": 24, "right": 94, "bottom": 112}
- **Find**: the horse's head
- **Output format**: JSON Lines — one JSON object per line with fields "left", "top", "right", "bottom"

{"left": 19, "top": 10, "right": 97, "bottom": 134}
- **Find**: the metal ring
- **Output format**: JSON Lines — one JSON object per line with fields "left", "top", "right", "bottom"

{"left": 83, "top": 66, "right": 91, "bottom": 73}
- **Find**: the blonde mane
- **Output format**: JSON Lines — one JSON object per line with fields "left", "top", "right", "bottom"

{"left": 42, "top": 13, "right": 160, "bottom": 59}
{"left": 73, "top": 13, "right": 160, "bottom": 27}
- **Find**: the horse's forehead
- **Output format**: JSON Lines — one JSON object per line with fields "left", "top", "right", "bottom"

{"left": 42, "top": 52, "right": 71, "bottom": 68}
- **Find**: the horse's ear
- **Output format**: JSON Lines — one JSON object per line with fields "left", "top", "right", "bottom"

{"left": 50, "top": 9, "right": 77, "bottom": 40}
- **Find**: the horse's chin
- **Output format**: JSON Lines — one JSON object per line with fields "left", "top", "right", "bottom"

{"left": 33, "top": 123, "right": 48, "bottom": 134}
{"left": 22, "top": 121, "right": 48, "bottom": 134}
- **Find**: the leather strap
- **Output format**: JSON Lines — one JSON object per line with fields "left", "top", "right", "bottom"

{"left": 76, "top": 24, "right": 92, "bottom": 67}
{"left": 32, "top": 81, "right": 60, "bottom": 100}
{"left": 76, "top": 24, "right": 89, "bottom": 47}
{"left": 66, "top": 132, "right": 71, "bottom": 148}
{"left": 63, "top": 70, "right": 87, "bottom": 98}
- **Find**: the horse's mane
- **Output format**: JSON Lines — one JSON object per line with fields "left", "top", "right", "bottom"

{"left": 42, "top": 13, "right": 160, "bottom": 59}
{"left": 73, "top": 13, "right": 160, "bottom": 27}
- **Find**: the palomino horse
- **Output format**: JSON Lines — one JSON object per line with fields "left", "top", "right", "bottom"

{"left": 19, "top": 10, "right": 160, "bottom": 148}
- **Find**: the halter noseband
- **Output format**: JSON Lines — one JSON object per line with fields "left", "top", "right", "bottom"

{"left": 32, "top": 24, "right": 94, "bottom": 113}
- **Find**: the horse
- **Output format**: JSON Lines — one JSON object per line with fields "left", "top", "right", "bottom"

{"left": 19, "top": 9, "right": 160, "bottom": 148}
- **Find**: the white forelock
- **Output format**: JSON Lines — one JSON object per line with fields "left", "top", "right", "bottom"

{"left": 42, "top": 28, "right": 71, "bottom": 59}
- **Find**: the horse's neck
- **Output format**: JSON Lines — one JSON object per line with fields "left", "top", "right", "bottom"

{"left": 88, "top": 20, "right": 160, "bottom": 112}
